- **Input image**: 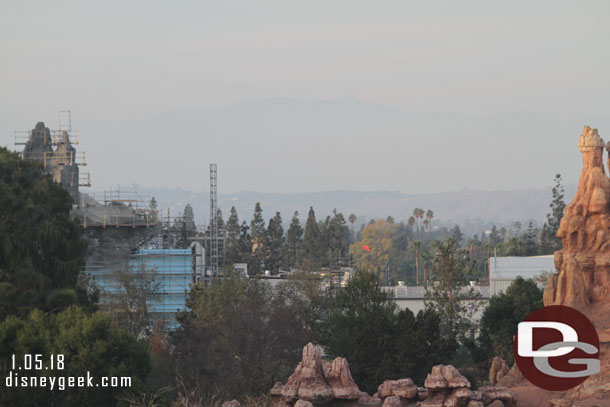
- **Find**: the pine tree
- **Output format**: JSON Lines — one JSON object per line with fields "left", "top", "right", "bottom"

{"left": 225, "top": 206, "right": 241, "bottom": 264}
{"left": 302, "top": 207, "right": 320, "bottom": 265}
{"left": 541, "top": 174, "right": 566, "bottom": 254}
{"left": 524, "top": 222, "right": 539, "bottom": 256}
{"left": 286, "top": 211, "right": 304, "bottom": 266}
{"left": 266, "top": 212, "right": 285, "bottom": 273}
{"left": 249, "top": 202, "right": 266, "bottom": 274}
{"left": 451, "top": 225, "right": 464, "bottom": 244}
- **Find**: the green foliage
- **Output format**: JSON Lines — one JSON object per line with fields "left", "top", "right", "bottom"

{"left": 319, "top": 271, "right": 451, "bottom": 393}
{"left": 0, "top": 147, "right": 91, "bottom": 318}
{"left": 477, "top": 277, "right": 543, "bottom": 366}
{"left": 540, "top": 174, "right": 565, "bottom": 254}
{"left": 301, "top": 207, "right": 321, "bottom": 265}
{"left": 0, "top": 307, "right": 151, "bottom": 407}
{"left": 266, "top": 212, "right": 284, "bottom": 273}
{"left": 249, "top": 203, "right": 267, "bottom": 275}
{"left": 286, "top": 211, "right": 304, "bottom": 266}
{"left": 225, "top": 206, "right": 242, "bottom": 265}
{"left": 425, "top": 238, "right": 481, "bottom": 348}
{"left": 172, "top": 274, "right": 309, "bottom": 401}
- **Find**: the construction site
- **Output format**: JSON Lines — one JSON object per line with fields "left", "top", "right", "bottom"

{"left": 14, "top": 113, "right": 226, "bottom": 330}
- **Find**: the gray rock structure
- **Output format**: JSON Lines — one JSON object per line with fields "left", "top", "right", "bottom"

{"left": 22, "top": 122, "right": 80, "bottom": 203}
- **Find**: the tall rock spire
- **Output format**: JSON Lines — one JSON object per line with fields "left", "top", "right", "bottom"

{"left": 544, "top": 126, "right": 610, "bottom": 307}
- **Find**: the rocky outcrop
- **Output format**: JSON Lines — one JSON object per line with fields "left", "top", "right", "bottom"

{"left": 272, "top": 346, "right": 514, "bottom": 407}
{"left": 326, "top": 357, "right": 362, "bottom": 399}
{"left": 377, "top": 379, "right": 418, "bottom": 399}
{"left": 488, "top": 357, "right": 510, "bottom": 386}
{"left": 495, "top": 363, "right": 527, "bottom": 388}
{"left": 424, "top": 365, "right": 470, "bottom": 390}
{"left": 270, "top": 343, "right": 360, "bottom": 405}
{"left": 544, "top": 126, "right": 610, "bottom": 307}
{"left": 536, "top": 126, "right": 610, "bottom": 406}
{"left": 271, "top": 343, "right": 332, "bottom": 402}
{"left": 23, "top": 122, "right": 80, "bottom": 203}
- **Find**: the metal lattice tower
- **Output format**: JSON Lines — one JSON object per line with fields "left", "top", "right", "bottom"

{"left": 209, "top": 164, "right": 219, "bottom": 277}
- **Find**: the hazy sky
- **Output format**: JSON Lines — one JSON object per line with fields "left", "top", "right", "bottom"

{"left": 1, "top": 1, "right": 609, "bottom": 194}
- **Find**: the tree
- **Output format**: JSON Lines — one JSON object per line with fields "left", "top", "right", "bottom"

{"left": 513, "top": 221, "right": 522, "bottom": 238}
{"left": 319, "top": 271, "right": 399, "bottom": 393}
{"left": 301, "top": 207, "right": 320, "bottom": 265}
{"left": 0, "top": 306, "right": 151, "bottom": 407}
{"left": 0, "top": 147, "right": 92, "bottom": 318}
{"left": 225, "top": 206, "right": 242, "bottom": 265}
{"left": 286, "top": 211, "right": 304, "bottom": 267}
{"left": 408, "top": 216, "right": 415, "bottom": 232}
{"left": 277, "top": 271, "right": 331, "bottom": 343}
{"left": 319, "top": 271, "right": 452, "bottom": 392}
{"left": 425, "top": 238, "right": 480, "bottom": 350}
{"left": 96, "top": 263, "right": 160, "bottom": 338}
{"left": 349, "top": 219, "right": 396, "bottom": 275}
{"left": 541, "top": 174, "right": 566, "bottom": 254}
{"left": 524, "top": 221, "right": 539, "bottom": 256}
{"left": 477, "top": 277, "right": 543, "bottom": 366}
{"left": 327, "top": 209, "right": 350, "bottom": 262}
{"left": 412, "top": 241, "right": 421, "bottom": 284}
{"left": 249, "top": 203, "right": 267, "bottom": 275}
{"left": 172, "top": 274, "right": 307, "bottom": 401}
{"left": 451, "top": 226, "right": 464, "bottom": 244}
{"left": 266, "top": 212, "right": 284, "bottom": 273}
{"left": 348, "top": 214, "right": 357, "bottom": 241}
{"left": 426, "top": 210, "right": 434, "bottom": 232}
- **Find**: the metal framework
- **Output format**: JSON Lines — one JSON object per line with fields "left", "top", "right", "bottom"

{"left": 209, "top": 164, "right": 219, "bottom": 277}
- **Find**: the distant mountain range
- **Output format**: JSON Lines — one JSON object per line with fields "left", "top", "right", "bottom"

{"left": 89, "top": 184, "right": 577, "bottom": 237}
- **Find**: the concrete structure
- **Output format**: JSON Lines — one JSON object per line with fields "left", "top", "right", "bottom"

{"left": 488, "top": 255, "right": 555, "bottom": 296}
{"left": 383, "top": 285, "right": 489, "bottom": 324}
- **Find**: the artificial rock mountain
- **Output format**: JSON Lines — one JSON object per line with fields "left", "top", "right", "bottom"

{"left": 544, "top": 126, "right": 610, "bottom": 308}
{"left": 513, "top": 126, "right": 610, "bottom": 406}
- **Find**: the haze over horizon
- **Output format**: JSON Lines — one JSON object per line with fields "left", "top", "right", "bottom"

{"left": 2, "top": 1, "right": 609, "bottom": 194}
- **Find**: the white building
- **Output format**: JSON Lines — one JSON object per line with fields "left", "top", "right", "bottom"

{"left": 488, "top": 255, "right": 555, "bottom": 296}
{"left": 383, "top": 285, "right": 489, "bottom": 324}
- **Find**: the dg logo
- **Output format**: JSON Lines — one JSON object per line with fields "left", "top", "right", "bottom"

{"left": 514, "top": 305, "right": 600, "bottom": 391}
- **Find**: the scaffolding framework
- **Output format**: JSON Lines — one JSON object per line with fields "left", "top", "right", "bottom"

{"left": 209, "top": 164, "right": 219, "bottom": 277}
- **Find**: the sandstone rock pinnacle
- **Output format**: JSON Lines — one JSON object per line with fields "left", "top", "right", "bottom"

{"left": 544, "top": 126, "right": 610, "bottom": 307}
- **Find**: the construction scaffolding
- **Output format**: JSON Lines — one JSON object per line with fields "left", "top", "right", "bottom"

{"left": 14, "top": 111, "right": 89, "bottom": 201}
{"left": 86, "top": 243, "right": 205, "bottom": 330}
{"left": 209, "top": 163, "right": 220, "bottom": 277}
{"left": 78, "top": 187, "right": 159, "bottom": 229}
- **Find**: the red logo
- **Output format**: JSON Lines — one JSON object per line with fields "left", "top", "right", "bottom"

{"left": 514, "top": 305, "right": 600, "bottom": 391}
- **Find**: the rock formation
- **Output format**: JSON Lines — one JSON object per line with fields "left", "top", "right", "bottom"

{"left": 488, "top": 357, "right": 510, "bottom": 386}
{"left": 270, "top": 343, "right": 359, "bottom": 405}
{"left": 271, "top": 345, "right": 515, "bottom": 407}
{"left": 544, "top": 126, "right": 610, "bottom": 307}
{"left": 22, "top": 122, "right": 80, "bottom": 203}
{"left": 377, "top": 379, "right": 418, "bottom": 399}
{"left": 533, "top": 126, "right": 610, "bottom": 405}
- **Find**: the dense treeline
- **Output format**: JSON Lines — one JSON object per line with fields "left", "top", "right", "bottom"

{"left": 0, "top": 147, "right": 151, "bottom": 407}
{"left": 220, "top": 172, "right": 565, "bottom": 282}
{"left": 0, "top": 146, "right": 550, "bottom": 406}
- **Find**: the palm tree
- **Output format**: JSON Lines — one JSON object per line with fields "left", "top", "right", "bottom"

{"left": 426, "top": 209, "right": 434, "bottom": 233}
{"left": 408, "top": 216, "right": 415, "bottom": 232}
{"left": 420, "top": 249, "right": 434, "bottom": 288}
{"left": 412, "top": 241, "right": 421, "bottom": 284}
{"left": 423, "top": 219, "right": 430, "bottom": 233}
